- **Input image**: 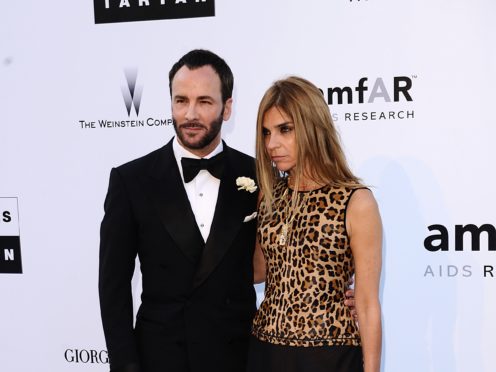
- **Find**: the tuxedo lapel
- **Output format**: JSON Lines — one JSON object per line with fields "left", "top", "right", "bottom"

{"left": 146, "top": 140, "right": 205, "bottom": 264}
{"left": 193, "top": 145, "right": 253, "bottom": 288}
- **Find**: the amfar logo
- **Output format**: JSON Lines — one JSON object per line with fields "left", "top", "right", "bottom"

{"left": 423, "top": 224, "right": 495, "bottom": 278}
{"left": 320, "top": 76, "right": 416, "bottom": 122}
{"left": 322, "top": 76, "right": 413, "bottom": 106}
{"left": 65, "top": 349, "right": 109, "bottom": 364}
{"left": 122, "top": 69, "right": 142, "bottom": 117}
{"left": 424, "top": 224, "right": 495, "bottom": 252}
{"left": 0, "top": 197, "right": 22, "bottom": 274}
{"left": 94, "top": 0, "right": 215, "bottom": 24}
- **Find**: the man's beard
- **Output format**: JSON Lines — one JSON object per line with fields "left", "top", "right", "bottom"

{"left": 173, "top": 112, "right": 224, "bottom": 151}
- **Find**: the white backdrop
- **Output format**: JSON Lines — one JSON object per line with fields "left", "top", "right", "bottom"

{"left": 1, "top": 1, "right": 495, "bottom": 371}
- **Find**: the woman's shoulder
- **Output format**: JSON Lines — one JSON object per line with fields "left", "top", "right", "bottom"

{"left": 346, "top": 188, "right": 380, "bottom": 222}
{"left": 315, "top": 184, "right": 375, "bottom": 212}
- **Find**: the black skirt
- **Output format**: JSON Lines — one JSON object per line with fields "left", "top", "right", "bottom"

{"left": 246, "top": 336, "right": 364, "bottom": 372}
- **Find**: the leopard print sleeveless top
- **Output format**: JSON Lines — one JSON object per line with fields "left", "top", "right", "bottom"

{"left": 252, "top": 180, "right": 361, "bottom": 347}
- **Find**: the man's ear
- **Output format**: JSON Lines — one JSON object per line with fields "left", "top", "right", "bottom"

{"left": 222, "top": 98, "right": 233, "bottom": 121}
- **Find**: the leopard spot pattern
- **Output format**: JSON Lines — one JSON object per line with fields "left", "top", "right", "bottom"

{"left": 252, "top": 181, "right": 361, "bottom": 347}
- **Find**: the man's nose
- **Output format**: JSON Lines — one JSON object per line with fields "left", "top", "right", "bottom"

{"left": 184, "top": 103, "right": 198, "bottom": 121}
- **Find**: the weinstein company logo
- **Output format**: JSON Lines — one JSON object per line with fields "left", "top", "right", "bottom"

{"left": 94, "top": 0, "right": 215, "bottom": 24}
{"left": 321, "top": 75, "right": 417, "bottom": 122}
{"left": 79, "top": 69, "right": 172, "bottom": 130}
{"left": 122, "top": 69, "right": 142, "bottom": 117}
{"left": 423, "top": 223, "right": 495, "bottom": 278}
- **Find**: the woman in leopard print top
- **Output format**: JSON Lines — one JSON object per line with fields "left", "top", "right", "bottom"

{"left": 247, "top": 77, "right": 382, "bottom": 372}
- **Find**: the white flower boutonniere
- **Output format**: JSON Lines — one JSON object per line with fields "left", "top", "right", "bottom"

{"left": 236, "top": 176, "right": 258, "bottom": 193}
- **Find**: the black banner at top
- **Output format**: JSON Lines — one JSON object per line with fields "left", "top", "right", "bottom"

{"left": 94, "top": 0, "right": 215, "bottom": 24}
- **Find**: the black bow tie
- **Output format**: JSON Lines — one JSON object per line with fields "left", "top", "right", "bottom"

{"left": 181, "top": 152, "right": 225, "bottom": 183}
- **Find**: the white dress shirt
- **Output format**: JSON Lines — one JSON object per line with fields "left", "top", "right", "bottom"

{"left": 173, "top": 136, "right": 223, "bottom": 242}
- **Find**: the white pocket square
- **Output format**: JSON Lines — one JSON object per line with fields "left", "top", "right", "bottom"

{"left": 243, "top": 212, "right": 257, "bottom": 223}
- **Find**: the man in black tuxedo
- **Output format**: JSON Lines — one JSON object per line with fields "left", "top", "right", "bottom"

{"left": 99, "top": 49, "right": 259, "bottom": 372}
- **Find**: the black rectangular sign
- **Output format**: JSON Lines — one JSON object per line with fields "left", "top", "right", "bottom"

{"left": 0, "top": 236, "right": 22, "bottom": 274}
{"left": 94, "top": 0, "right": 215, "bottom": 24}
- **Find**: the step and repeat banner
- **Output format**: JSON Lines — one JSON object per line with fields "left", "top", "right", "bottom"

{"left": 1, "top": 1, "right": 495, "bottom": 371}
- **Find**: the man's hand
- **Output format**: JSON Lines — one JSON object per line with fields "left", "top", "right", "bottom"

{"left": 345, "top": 277, "right": 358, "bottom": 322}
{"left": 345, "top": 288, "right": 357, "bottom": 321}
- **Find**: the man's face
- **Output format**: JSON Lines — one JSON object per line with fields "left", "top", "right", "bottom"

{"left": 171, "top": 65, "right": 232, "bottom": 157}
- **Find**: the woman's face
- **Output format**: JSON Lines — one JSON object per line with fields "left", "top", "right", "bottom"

{"left": 262, "top": 106, "right": 297, "bottom": 173}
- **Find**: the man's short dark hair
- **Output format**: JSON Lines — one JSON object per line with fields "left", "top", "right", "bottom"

{"left": 169, "top": 49, "right": 234, "bottom": 103}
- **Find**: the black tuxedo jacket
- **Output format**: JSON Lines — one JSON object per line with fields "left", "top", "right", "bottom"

{"left": 99, "top": 140, "right": 258, "bottom": 372}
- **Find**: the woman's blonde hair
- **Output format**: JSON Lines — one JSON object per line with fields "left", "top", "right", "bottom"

{"left": 255, "top": 76, "right": 362, "bottom": 207}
